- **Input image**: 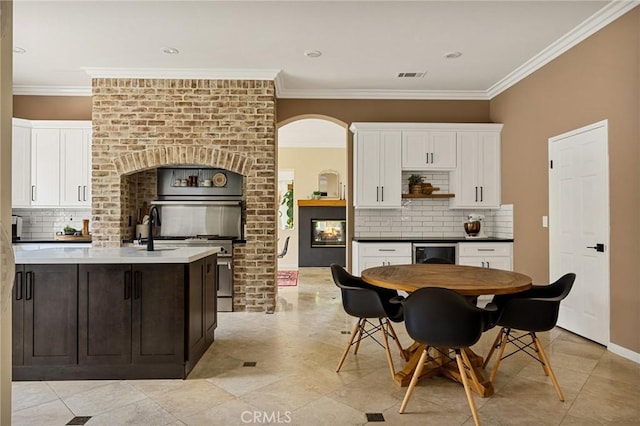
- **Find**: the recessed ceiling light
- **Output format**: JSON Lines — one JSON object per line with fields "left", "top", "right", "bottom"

{"left": 161, "top": 47, "right": 180, "bottom": 55}
{"left": 304, "top": 50, "right": 322, "bottom": 58}
{"left": 13, "top": 46, "right": 26, "bottom": 54}
{"left": 444, "top": 51, "right": 462, "bottom": 59}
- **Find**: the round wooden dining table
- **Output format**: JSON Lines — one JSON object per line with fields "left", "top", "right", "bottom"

{"left": 361, "top": 263, "right": 532, "bottom": 397}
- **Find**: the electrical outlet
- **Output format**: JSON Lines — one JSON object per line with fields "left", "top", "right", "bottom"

{"left": 542, "top": 216, "right": 548, "bottom": 228}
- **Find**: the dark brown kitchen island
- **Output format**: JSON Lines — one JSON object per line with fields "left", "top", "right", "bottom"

{"left": 12, "top": 247, "right": 218, "bottom": 380}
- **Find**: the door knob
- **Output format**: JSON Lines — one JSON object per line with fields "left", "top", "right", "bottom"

{"left": 587, "top": 243, "right": 605, "bottom": 252}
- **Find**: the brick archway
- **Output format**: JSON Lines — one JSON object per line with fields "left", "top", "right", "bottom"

{"left": 112, "top": 146, "right": 255, "bottom": 177}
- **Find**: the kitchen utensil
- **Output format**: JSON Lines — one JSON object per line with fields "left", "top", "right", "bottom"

{"left": 204, "top": 179, "right": 212, "bottom": 187}
{"left": 464, "top": 220, "right": 481, "bottom": 236}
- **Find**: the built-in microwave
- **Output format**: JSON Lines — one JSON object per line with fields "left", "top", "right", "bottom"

{"left": 412, "top": 243, "right": 456, "bottom": 264}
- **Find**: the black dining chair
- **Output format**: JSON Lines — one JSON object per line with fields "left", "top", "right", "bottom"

{"left": 330, "top": 264, "right": 406, "bottom": 380}
{"left": 398, "top": 287, "right": 496, "bottom": 425}
{"left": 482, "top": 273, "right": 576, "bottom": 401}
{"left": 277, "top": 236, "right": 290, "bottom": 259}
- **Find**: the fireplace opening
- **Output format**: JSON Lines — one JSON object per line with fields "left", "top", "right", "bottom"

{"left": 311, "top": 219, "right": 346, "bottom": 247}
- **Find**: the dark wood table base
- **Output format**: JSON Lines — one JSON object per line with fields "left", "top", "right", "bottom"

{"left": 394, "top": 342, "right": 494, "bottom": 397}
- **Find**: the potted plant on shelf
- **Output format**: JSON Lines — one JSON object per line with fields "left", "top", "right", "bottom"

{"left": 408, "top": 174, "right": 424, "bottom": 194}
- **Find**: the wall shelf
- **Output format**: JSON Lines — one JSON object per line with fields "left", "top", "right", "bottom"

{"left": 401, "top": 193, "right": 455, "bottom": 199}
{"left": 298, "top": 199, "right": 346, "bottom": 207}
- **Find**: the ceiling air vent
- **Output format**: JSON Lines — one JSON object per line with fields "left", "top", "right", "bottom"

{"left": 397, "top": 72, "right": 427, "bottom": 78}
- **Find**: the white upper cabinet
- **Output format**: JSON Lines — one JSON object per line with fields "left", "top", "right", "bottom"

{"left": 60, "top": 128, "right": 92, "bottom": 206}
{"left": 31, "top": 128, "right": 61, "bottom": 206}
{"left": 12, "top": 119, "right": 32, "bottom": 208}
{"left": 402, "top": 131, "right": 456, "bottom": 170}
{"left": 352, "top": 125, "right": 402, "bottom": 208}
{"left": 21, "top": 120, "right": 92, "bottom": 208}
{"left": 449, "top": 129, "right": 502, "bottom": 209}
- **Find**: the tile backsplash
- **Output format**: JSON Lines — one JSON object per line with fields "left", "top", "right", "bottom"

{"left": 354, "top": 172, "right": 513, "bottom": 239}
{"left": 12, "top": 208, "right": 92, "bottom": 240}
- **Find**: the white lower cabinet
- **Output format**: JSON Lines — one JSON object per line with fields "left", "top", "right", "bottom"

{"left": 457, "top": 242, "right": 513, "bottom": 271}
{"left": 352, "top": 242, "right": 412, "bottom": 276}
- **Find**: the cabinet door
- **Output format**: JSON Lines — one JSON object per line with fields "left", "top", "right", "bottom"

{"left": 402, "top": 131, "right": 430, "bottom": 169}
{"left": 204, "top": 255, "right": 217, "bottom": 342}
{"left": 83, "top": 129, "right": 92, "bottom": 205}
{"left": 132, "top": 264, "right": 184, "bottom": 365}
{"left": 78, "top": 264, "right": 132, "bottom": 365}
{"left": 360, "top": 256, "right": 389, "bottom": 270}
{"left": 482, "top": 257, "right": 512, "bottom": 271}
{"left": 457, "top": 257, "right": 484, "bottom": 268}
{"left": 355, "top": 131, "right": 382, "bottom": 207}
{"left": 23, "top": 265, "right": 77, "bottom": 365}
{"left": 378, "top": 131, "right": 402, "bottom": 207}
{"left": 450, "top": 132, "right": 479, "bottom": 208}
{"left": 31, "top": 129, "right": 60, "bottom": 206}
{"left": 60, "top": 128, "right": 90, "bottom": 206}
{"left": 430, "top": 131, "right": 457, "bottom": 169}
{"left": 12, "top": 268, "right": 25, "bottom": 365}
{"left": 187, "top": 259, "right": 206, "bottom": 362}
{"left": 12, "top": 123, "right": 32, "bottom": 207}
{"left": 477, "top": 132, "right": 501, "bottom": 208}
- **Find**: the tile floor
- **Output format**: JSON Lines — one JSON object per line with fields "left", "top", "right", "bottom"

{"left": 12, "top": 267, "right": 640, "bottom": 425}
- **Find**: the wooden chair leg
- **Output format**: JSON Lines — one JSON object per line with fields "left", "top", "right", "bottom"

{"left": 353, "top": 320, "right": 365, "bottom": 355}
{"left": 483, "top": 329, "right": 503, "bottom": 368}
{"left": 399, "top": 348, "right": 429, "bottom": 413}
{"left": 460, "top": 348, "right": 483, "bottom": 396}
{"left": 456, "top": 351, "right": 481, "bottom": 426}
{"left": 530, "top": 332, "right": 550, "bottom": 377}
{"left": 336, "top": 319, "right": 362, "bottom": 372}
{"left": 379, "top": 319, "right": 396, "bottom": 381}
{"left": 386, "top": 321, "right": 409, "bottom": 361}
{"left": 533, "top": 334, "right": 565, "bottom": 402}
{"left": 489, "top": 328, "right": 509, "bottom": 383}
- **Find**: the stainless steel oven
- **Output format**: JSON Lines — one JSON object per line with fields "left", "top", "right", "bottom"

{"left": 412, "top": 243, "right": 457, "bottom": 264}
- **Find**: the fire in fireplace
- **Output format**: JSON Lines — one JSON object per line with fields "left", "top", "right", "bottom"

{"left": 311, "top": 219, "right": 346, "bottom": 247}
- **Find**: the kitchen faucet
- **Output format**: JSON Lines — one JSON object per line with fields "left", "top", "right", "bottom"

{"left": 147, "top": 205, "right": 161, "bottom": 251}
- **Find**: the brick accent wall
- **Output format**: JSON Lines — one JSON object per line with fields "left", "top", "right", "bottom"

{"left": 91, "top": 78, "right": 277, "bottom": 312}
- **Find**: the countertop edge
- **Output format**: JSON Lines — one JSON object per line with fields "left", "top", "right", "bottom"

{"left": 352, "top": 237, "right": 514, "bottom": 243}
{"left": 14, "top": 247, "right": 219, "bottom": 264}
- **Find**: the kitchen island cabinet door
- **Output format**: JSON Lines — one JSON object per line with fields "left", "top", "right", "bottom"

{"left": 131, "top": 264, "right": 185, "bottom": 365}
{"left": 12, "top": 269, "right": 25, "bottom": 365}
{"left": 187, "top": 259, "right": 206, "bottom": 364}
{"left": 78, "top": 264, "right": 132, "bottom": 365}
{"left": 204, "top": 255, "right": 217, "bottom": 343}
{"left": 23, "top": 264, "right": 78, "bottom": 365}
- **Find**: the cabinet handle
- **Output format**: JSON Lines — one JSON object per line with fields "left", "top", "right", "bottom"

{"left": 376, "top": 186, "right": 379, "bottom": 202}
{"left": 31, "top": 185, "right": 36, "bottom": 201}
{"left": 477, "top": 248, "right": 495, "bottom": 252}
{"left": 25, "top": 271, "right": 33, "bottom": 301}
{"left": 481, "top": 261, "right": 485, "bottom": 268}
{"left": 425, "top": 153, "right": 429, "bottom": 164}
{"left": 480, "top": 186, "right": 483, "bottom": 202}
{"left": 78, "top": 186, "right": 82, "bottom": 202}
{"left": 379, "top": 249, "right": 396, "bottom": 252}
{"left": 486, "top": 261, "right": 490, "bottom": 268}
{"left": 124, "top": 270, "right": 132, "bottom": 300}
{"left": 133, "top": 271, "right": 141, "bottom": 299}
{"left": 475, "top": 186, "right": 478, "bottom": 202}
{"left": 83, "top": 186, "right": 88, "bottom": 201}
{"left": 15, "top": 271, "right": 23, "bottom": 300}
{"left": 381, "top": 186, "right": 384, "bottom": 202}
{"left": 430, "top": 152, "right": 434, "bottom": 163}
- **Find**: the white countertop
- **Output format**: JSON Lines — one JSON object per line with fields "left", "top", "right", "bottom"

{"left": 14, "top": 247, "right": 220, "bottom": 264}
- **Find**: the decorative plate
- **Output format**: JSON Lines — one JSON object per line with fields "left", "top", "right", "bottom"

{"left": 212, "top": 172, "right": 227, "bottom": 187}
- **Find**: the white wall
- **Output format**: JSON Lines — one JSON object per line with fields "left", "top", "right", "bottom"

{"left": 277, "top": 118, "right": 347, "bottom": 270}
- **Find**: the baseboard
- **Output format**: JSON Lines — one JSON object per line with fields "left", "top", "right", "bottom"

{"left": 608, "top": 342, "right": 640, "bottom": 364}
{"left": 277, "top": 264, "right": 298, "bottom": 270}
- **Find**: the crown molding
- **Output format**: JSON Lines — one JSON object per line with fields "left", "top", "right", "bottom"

{"left": 487, "top": 0, "right": 640, "bottom": 99}
{"left": 83, "top": 67, "right": 281, "bottom": 81}
{"left": 275, "top": 88, "right": 489, "bottom": 100}
{"left": 13, "top": 85, "right": 92, "bottom": 96}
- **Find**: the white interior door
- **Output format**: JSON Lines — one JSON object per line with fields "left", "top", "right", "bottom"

{"left": 549, "top": 120, "right": 609, "bottom": 346}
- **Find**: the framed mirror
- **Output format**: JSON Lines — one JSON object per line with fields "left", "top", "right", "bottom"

{"left": 318, "top": 170, "right": 339, "bottom": 198}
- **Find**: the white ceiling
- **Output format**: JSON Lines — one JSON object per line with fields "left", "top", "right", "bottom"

{"left": 12, "top": 1, "right": 635, "bottom": 99}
